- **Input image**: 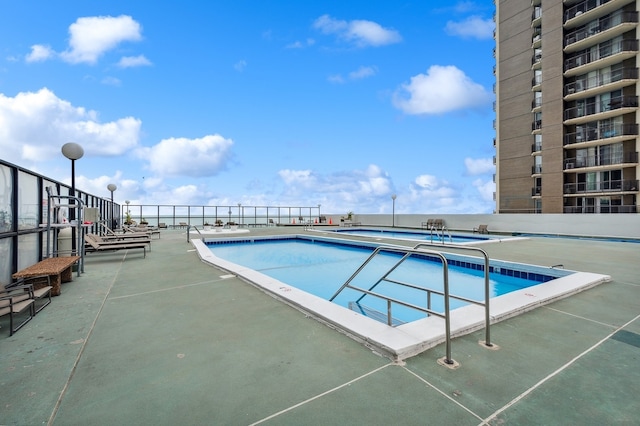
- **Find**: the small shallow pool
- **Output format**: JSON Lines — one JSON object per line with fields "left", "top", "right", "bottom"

{"left": 320, "top": 227, "right": 506, "bottom": 244}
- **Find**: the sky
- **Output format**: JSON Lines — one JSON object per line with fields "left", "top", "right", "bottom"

{"left": 0, "top": 0, "right": 497, "bottom": 215}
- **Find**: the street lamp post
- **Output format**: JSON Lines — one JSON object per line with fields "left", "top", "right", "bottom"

{"left": 61, "top": 142, "right": 84, "bottom": 253}
{"left": 391, "top": 194, "right": 397, "bottom": 227}
{"left": 107, "top": 184, "right": 117, "bottom": 230}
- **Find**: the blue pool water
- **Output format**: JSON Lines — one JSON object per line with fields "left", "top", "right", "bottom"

{"left": 329, "top": 228, "right": 492, "bottom": 243}
{"left": 207, "top": 238, "right": 562, "bottom": 324}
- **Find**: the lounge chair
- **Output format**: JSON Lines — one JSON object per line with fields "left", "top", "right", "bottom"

{"left": 0, "top": 283, "right": 36, "bottom": 336}
{"left": 85, "top": 234, "right": 150, "bottom": 258}
{"left": 474, "top": 224, "right": 489, "bottom": 234}
{"left": 158, "top": 223, "right": 167, "bottom": 229}
{"left": 268, "top": 219, "right": 276, "bottom": 227}
{"left": 2, "top": 277, "right": 52, "bottom": 314}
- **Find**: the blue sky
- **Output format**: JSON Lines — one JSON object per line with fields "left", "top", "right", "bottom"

{"left": 0, "top": 0, "right": 496, "bottom": 214}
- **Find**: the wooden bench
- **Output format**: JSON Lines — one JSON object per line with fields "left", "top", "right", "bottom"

{"left": 12, "top": 256, "right": 80, "bottom": 297}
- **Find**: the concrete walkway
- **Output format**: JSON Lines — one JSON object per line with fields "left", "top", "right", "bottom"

{"left": 1, "top": 227, "right": 638, "bottom": 425}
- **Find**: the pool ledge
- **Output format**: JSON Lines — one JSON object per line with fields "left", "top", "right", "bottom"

{"left": 192, "top": 239, "right": 611, "bottom": 361}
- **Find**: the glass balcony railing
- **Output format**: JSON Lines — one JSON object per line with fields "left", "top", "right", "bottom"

{"left": 564, "top": 67, "right": 638, "bottom": 95}
{"left": 564, "top": 0, "right": 612, "bottom": 23}
{"left": 564, "top": 123, "right": 639, "bottom": 145}
{"left": 564, "top": 151, "right": 639, "bottom": 169}
{"left": 564, "top": 39, "right": 639, "bottom": 72}
{"left": 564, "top": 179, "right": 639, "bottom": 194}
{"left": 563, "top": 95, "right": 638, "bottom": 120}
{"left": 563, "top": 205, "right": 638, "bottom": 213}
{"left": 564, "top": 11, "right": 638, "bottom": 47}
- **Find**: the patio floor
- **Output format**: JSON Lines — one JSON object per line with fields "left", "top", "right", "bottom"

{"left": 1, "top": 227, "right": 638, "bottom": 425}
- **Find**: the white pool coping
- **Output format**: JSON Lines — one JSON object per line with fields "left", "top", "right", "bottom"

{"left": 191, "top": 238, "right": 611, "bottom": 361}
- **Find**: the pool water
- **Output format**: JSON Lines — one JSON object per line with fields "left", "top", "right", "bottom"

{"left": 207, "top": 239, "right": 545, "bottom": 324}
{"left": 329, "top": 228, "right": 491, "bottom": 243}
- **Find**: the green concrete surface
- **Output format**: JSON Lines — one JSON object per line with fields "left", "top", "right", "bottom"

{"left": 1, "top": 227, "right": 638, "bottom": 425}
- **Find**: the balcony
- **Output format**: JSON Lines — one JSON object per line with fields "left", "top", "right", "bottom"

{"left": 532, "top": 97, "right": 543, "bottom": 111}
{"left": 532, "top": 74, "right": 543, "bottom": 89}
{"left": 564, "top": 67, "right": 638, "bottom": 97}
{"left": 563, "top": 95, "right": 638, "bottom": 122}
{"left": 564, "top": 39, "right": 639, "bottom": 76}
{"left": 563, "top": 205, "right": 637, "bottom": 213}
{"left": 564, "top": 11, "right": 638, "bottom": 52}
{"left": 531, "top": 52, "right": 542, "bottom": 69}
{"left": 531, "top": 186, "right": 542, "bottom": 196}
{"left": 564, "top": 0, "right": 634, "bottom": 27}
{"left": 564, "top": 123, "right": 639, "bottom": 145}
{"left": 532, "top": 142, "right": 542, "bottom": 153}
{"left": 532, "top": 165, "right": 542, "bottom": 175}
{"left": 564, "top": 179, "right": 639, "bottom": 194}
{"left": 563, "top": 151, "right": 639, "bottom": 169}
{"left": 532, "top": 120, "right": 542, "bottom": 131}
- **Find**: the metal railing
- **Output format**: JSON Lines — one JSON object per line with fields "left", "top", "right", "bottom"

{"left": 329, "top": 243, "right": 494, "bottom": 365}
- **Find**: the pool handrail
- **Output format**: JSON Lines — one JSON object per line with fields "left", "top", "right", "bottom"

{"left": 329, "top": 245, "right": 456, "bottom": 365}
{"left": 412, "top": 242, "right": 493, "bottom": 349}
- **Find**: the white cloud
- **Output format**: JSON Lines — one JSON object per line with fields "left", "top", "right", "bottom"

{"left": 464, "top": 157, "right": 494, "bottom": 175}
{"left": 0, "top": 88, "right": 141, "bottom": 164}
{"left": 143, "top": 134, "right": 234, "bottom": 177}
{"left": 473, "top": 178, "right": 496, "bottom": 202}
{"left": 234, "top": 60, "right": 247, "bottom": 72}
{"left": 445, "top": 16, "right": 495, "bottom": 40}
{"left": 313, "top": 15, "right": 401, "bottom": 47}
{"left": 393, "top": 65, "right": 492, "bottom": 114}
{"left": 117, "top": 55, "right": 152, "bottom": 68}
{"left": 349, "top": 66, "right": 376, "bottom": 80}
{"left": 26, "top": 44, "right": 55, "bottom": 62}
{"left": 286, "top": 38, "right": 315, "bottom": 49}
{"left": 328, "top": 74, "right": 345, "bottom": 84}
{"left": 101, "top": 76, "right": 122, "bottom": 86}
{"left": 60, "top": 15, "right": 143, "bottom": 64}
{"left": 277, "top": 164, "right": 393, "bottom": 213}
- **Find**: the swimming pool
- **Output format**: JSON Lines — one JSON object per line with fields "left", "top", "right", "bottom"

{"left": 320, "top": 227, "right": 502, "bottom": 244}
{"left": 192, "top": 234, "right": 611, "bottom": 360}
{"left": 204, "top": 238, "right": 555, "bottom": 324}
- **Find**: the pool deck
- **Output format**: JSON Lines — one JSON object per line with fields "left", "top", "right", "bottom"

{"left": 1, "top": 226, "right": 638, "bottom": 425}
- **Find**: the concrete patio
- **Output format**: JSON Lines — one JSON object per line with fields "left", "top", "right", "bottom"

{"left": 1, "top": 227, "right": 638, "bottom": 425}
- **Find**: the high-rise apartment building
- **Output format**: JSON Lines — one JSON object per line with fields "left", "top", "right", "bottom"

{"left": 495, "top": 0, "right": 639, "bottom": 213}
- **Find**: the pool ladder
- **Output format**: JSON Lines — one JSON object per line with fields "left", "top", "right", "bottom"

{"left": 429, "top": 225, "right": 452, "bottom": 244}
{"left": 329, "top": 242, "right": 495, "bottom": 366}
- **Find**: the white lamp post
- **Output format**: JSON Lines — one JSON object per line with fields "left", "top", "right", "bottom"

{"left": 61, "top": 142, "right": 84, "bottom": 252}
{"left": 391, "top": 194, "right": 397, "bottom": 227}
{"left": 107, "top": 184, "right": 117, "bottom": 229}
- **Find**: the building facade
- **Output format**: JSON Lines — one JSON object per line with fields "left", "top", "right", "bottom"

{"left": 495, "top": 0, "right": 639, "bottom": 213}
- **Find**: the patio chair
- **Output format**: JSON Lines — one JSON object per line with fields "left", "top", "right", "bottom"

{"left": 473, "top": 224, "right": 489, "bottom": 234}
{"left": 2, "top": 276, "right": 52, "bottom": 314}
{"left": 0, "top": 283, "right": 36, "bottom": 336}
{"left": 85, "top": 234, "right": 149, "bottom": 258}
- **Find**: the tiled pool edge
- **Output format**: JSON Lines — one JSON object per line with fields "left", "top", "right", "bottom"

{"left": 191, "top": 239, "right": 611, "bottom": 361}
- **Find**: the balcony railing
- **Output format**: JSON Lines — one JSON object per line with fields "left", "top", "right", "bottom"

{"left": 564, "top": 205, "right": 638, "bottom": 213}
{"left": 564, "top": 0, "right": 612, "bottom": 23}
{"left": 532, "top": 142, "right": 542, "bottom": 153}
{"left": 564, "top": 11, "right": 638, "bottom": 47}
{"left": 532, "top": 98, "right": 543, "bottom": 109}
{"left": 563, "top": 95, "right": 638, "bottom": 120}
{"left": 532, "top": 165, "right": 542, "bottom": 174}
{"left": 564, "top": 151, "right": 639, "bottom": 169}
{"left": 532, "top": 120, "right": 542, "bottom": 131}
{"left": 564, "top": 179, "right": 639, "bottom": 194}
{"left": 531, "top": 186, "right": 542, "bottom": 196}
{"left": 564, "top": 123, "right": 639, "bottom": 145}
{"left": 564, "top": 39, "right": 639, "bottom": 72}
{"left": 532, "top": 74, "right": 543, "bottom": 87}
{"left": 564, "top": 67, "right": 638, "bottom": 96}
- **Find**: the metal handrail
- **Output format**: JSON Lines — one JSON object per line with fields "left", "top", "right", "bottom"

{"left": 185, "top": 225, "right": 201, "bottom": 243}
{"left": 329, "top": 245, "right": 456, "bottom": 365}
{"left": 412, "top": 242, "right": 493, "bottom": 348}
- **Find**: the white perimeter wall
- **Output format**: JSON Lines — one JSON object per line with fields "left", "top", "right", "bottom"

{"left": 327, "top": 214, "right": 640, "bottom": 239}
